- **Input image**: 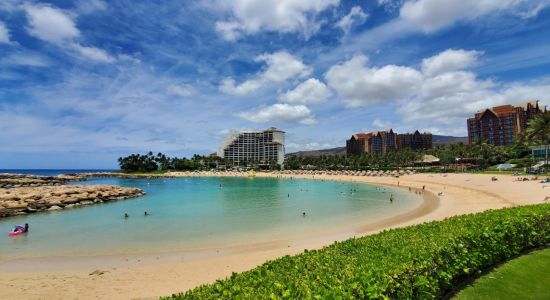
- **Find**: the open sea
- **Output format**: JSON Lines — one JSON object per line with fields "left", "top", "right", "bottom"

{"left": 0, "top": 170, "right": 422, "bottom": 260}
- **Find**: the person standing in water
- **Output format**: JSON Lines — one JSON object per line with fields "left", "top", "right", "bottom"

{"left": 24, "top": 223, "right": 29, "bottom": 232}
{"left": 144, "top": 211, "right": 149, "bottom": 216}
{"left": 390, "top": 194, "right": 394, "bottom": 203}
{"left": 124, "top": 213, "right": 129, "bottom": 218}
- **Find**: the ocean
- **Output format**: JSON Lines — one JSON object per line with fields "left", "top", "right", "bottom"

{"left": 0, "top": 176, "right": 422, "bottom": 259}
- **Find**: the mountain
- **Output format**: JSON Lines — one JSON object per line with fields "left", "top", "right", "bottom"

{"left": 432, "top": 135, "right": 468, "bottom": 145}
{"left": 286, "top": 147, "right": 346, "bottom": 158}
{"left": 286, "top": 135, "right": 468, "bottom": 157}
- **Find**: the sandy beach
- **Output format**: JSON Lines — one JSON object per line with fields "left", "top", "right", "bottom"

{"left": 1, "top": 172, "right": 548, "bottom": 300}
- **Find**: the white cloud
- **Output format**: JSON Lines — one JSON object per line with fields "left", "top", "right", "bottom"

{"left": 23, "top": 3, "right": 114, "bottom": 63}
{"left": 1, "top": 52, "right": 51, "bottom": 67}
{"left": 325, "top": 55, "right": 423, "bottom": 107}
{"left": 220, "top": 51, "right": 312, "bottom": 96}
{"left": 71, "top": 44, "right": 115, "bottom": 63}
{"left": 167, "top": 84, "right": 195, "bottom": 97}
{"left": 238, "top": 103, "right": 316, "bottom": 125}
{"left": 325, "top": 48, "right": 550, "bottom": 135}
{"left": 372, "top": 118, "right": 392, "bottom": 130}
{"left": 76, "top": 0, "right": 108, "bottom": 14}
{"left": 421, "top": 49, "right": 482, "bottom": 77}
{"left": 0, "top": 22, "right": 12, "bottom": 44}
{"left": 335, "top": 6, "right": 368, "bottom": 34}
{"left": 24, "top": 4, "right": 79, "bottom": 44}
{"left": 215, "top": 21, "right": 242, "bottom": 41}
{"left": 399, "top": 0, "right": 526, "bottom": 32}
{"left": 517, "top": 2, "right": 550, "bottom": 19}
{"left": 215, "top": 0, "right": 340, "bottom": 40}
{"left": 279, "top": 78, "right": 332, "bottom": 104}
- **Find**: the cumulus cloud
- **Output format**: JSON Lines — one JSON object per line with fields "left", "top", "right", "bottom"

{"left": 167, "top": 84, "right": 195, "bottom": 97}
{"left": 399, "top": 0, "right": 538, "bottom": 33}
{"left": 23, "top": 3, "right": 114, "bottom": 63}
{"left": 335, "top": 6, "right": 368, "bottom": 34}
{"left": 279, "top": 78, "right": 332, "bottom": 104}
{"left": 325, "top": 55, "right": 423, "bottom": 107}
{"left": 215, "top": 0, "right": 340, "bottom": 40}
{"left": 326, "top": 48, "right": 550, "bottom": 133}
{"left": 24, "top": 4, "right": 80, "bottom": 44}
{"left": 0, "top": 22, "right": 12, "bottom": 44}
{"left": 421, "top": 49, "right": 482, "bottom": 77}
{"left": 238, "top": 103, "right": 316, "bottom": 125}
{"left": 220, "top": 51, "right": 312, "bottom": 96}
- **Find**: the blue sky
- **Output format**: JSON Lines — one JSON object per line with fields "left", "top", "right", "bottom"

{"left": 1, "top": 0, "right": 550, "bottom": 169}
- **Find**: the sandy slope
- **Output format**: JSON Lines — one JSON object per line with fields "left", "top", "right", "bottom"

{"left": 0, "top": 173, "right": 548, "bottom": 300}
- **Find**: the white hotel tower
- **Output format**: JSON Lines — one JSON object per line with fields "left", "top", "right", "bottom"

{"left": 219, "top": 127, "right": 285, "bottom": 166}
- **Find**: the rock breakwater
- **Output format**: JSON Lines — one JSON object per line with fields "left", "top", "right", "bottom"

{"left": 0, "top": 185, "right": 145, "bottom": 218}
{"left": 0, "top": 173, "right": 86, "bottom": 188}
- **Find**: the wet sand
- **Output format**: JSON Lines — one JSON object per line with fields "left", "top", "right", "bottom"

{"left": 0, "top": 172, "right": 547, "bottom": 300}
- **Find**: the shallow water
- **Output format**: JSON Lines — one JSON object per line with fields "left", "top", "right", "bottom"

{"left": 0, "top": 177, "right": 421, "bottom": 259}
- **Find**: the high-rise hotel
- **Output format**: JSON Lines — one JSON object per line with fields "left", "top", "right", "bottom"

{"left": 219, "top": 127, "right": 285, "bottom": 166}
{"left": 467, "top": 100, "right": 547, "bottom": 145}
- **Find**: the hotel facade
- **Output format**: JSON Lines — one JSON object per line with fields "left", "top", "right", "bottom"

{"left": 219, "top": 127, "right": 285, "bottom": 166}
{"left": 346, "top": 129, "right": 432, "bottom": 155}
{"left": 467, "top": 100, "right": 547, "bottom": 145}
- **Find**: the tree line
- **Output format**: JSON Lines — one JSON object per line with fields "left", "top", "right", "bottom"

{"left": 118, "top": 152, "right": 229, "bottom": 172}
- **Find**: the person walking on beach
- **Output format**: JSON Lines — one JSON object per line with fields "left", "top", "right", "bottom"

{"left": 422, "top": 185, "right": 425, "bottom": 190}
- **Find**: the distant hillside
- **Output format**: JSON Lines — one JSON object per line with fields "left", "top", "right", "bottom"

{"left": 286, "top": 135, "right": 467, "bottom": 157}
{"left": 432, "top": 135, "right": 468, "bottom": 145}
{"left": 286, "top": 147, "right": 346, "bottom": 158}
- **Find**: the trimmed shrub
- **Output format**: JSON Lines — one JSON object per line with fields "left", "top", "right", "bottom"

{"left": 164, "top": 204, "right": 550, "bottom": 299}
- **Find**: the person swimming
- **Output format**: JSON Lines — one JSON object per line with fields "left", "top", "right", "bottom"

{"left": 124, "top": 213, "right": 129, "bottom": 218}
{"left": 302, "top": 212, "right": 306, "bottom": 217}
{"left": 144, "top": 211, "right": 149, "bottom": 216}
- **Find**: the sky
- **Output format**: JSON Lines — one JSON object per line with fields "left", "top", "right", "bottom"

{"left": 1, "top": 0, "right": 550, "bottom": 169}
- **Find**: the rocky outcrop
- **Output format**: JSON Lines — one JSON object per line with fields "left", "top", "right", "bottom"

{"left": 0, "top": 185, "right": 145, "bottom": 218}
{"left": 0, "top": 173, "right": 86, "bottom": 188}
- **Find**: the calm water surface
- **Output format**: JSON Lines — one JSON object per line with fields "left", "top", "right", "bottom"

{"left": 0, "top": 176, "right": 421, "bottom": 259}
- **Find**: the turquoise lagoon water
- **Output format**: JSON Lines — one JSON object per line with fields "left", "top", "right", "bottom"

{"left": 0, "top": 177, "right": 421, "bottom": 259}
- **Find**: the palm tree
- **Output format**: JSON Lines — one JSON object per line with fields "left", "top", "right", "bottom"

{"left": 526, "top": 113, "right": 550, "bottom": 173}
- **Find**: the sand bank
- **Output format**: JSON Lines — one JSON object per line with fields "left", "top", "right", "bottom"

{"left": 0, "top": 173, "right": 548, "bottom": 299}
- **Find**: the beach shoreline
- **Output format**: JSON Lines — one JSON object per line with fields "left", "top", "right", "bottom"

{"left": 0, "top": 172, "right": 548, "bottom": 299}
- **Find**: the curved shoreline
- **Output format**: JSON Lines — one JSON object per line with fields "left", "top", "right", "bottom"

{"left": 0, "top": 172, "right": 547, "bottom": 300}
{"left": 0, "top": 177, "right": 433, "bottom": 270}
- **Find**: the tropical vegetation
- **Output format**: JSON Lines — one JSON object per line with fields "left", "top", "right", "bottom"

{"left": 164, "top": 203, "right": 550, "bottom": 299}
{"left": 526, "top": 113, "right": 550, "bottom": 173}
{"left": 118, "top": 152, "right": 228, "bottom": 172}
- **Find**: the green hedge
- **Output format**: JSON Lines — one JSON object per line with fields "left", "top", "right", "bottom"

{"left": 164, "top": 204, "right": 550, "bottom": 299}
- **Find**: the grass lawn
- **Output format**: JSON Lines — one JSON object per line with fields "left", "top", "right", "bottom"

{"left": 454, "top": 248, "right": 550, "bottom": 300}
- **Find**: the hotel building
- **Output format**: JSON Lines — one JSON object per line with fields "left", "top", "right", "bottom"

{"left": 219, "top": 127, "right": 285, "bottom": 166}
{"left": 346, "top": 129, "right": 431, "bottom": 155}
{"left": 467, "top": 100, "right": 547, "bottom": 145}
{"left": 397, "top": 131, "right": 433, "bottom": 150}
